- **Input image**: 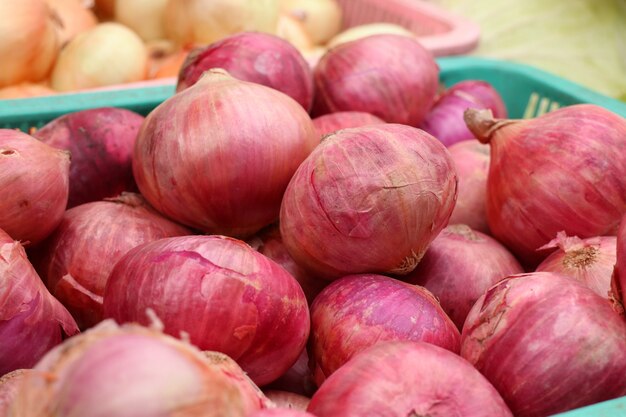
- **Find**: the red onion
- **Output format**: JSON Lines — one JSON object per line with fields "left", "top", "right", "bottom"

{"left": 405, "top": 224, "right": 523, "bottom": 329}
{"left": 263, "top": 346, "right": 316, "bottom": 397}
{"left": 103, "top": 235, "right": 310, "bottom": 386}
{"left": 34, "top": 108, "right": 144, "bottom": 208}
{"left": 280, "top": 124, "right": 457, "bottom": 278}
{"left": 176, "top": 32, "right": 314, "bottom": 111}
{"left": 536, "top": 232, "right": 616, "bottom": 299}
{"left": 420, "top": 80, "right": 507, "bottom": 147}
{"left": 0, "top": 228, "right": 79, "bottom": 376}
{"left": 0, "top": 129, "right": 69, "bottom": 245}
{"left": 312, "top": 34, "right": 439, "bottom": 126}
{"left": 0, "top": 370, "right": 35, "bottom": 414}
{"left": 263, "top": 390, "right": 310, "bottom": 411}
{"left": 312, "top": 111, "right": 385, "bottom": 137}
{"left": 8, "top": 320, "right": 270, "bottom": 416}
{"left": 613, "top": 215, "right": 626, "bottom": 311}
{"left": 465, "top": 105, "right": 626, "bottom": 266}
{"left": 250, "top": 409, "right": 315, "bottom": 417}
{"left": 307, "top": 341, "right": 513, "bottom": 417}
{"left": 133, "top": 69, "right": 318, "bottom": 238}
{"left": 461, "top": 272, "right": 626, "bottom": 417}
{"left": 31, "top": 193, "right": 191, "bottom": 330}
{"left": 309, "top": 274, "right": 460, "bottom": 386}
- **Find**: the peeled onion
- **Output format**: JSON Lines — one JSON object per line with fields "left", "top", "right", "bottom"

{"left": 34, "top": 107, "right": 145, "bottom": 208}
{"left": 280, "top": 0, "right": 342, "bottom": 45}
{"left": 0, "top": 129, "right": 69, "bottom": 245}
{"left": 31, "top": 193, "right": 191, "bottom": 330}
{"left": 114, "top": 0, "right": 167, "bottom": 42}
{"left": 280, "top": 124, "right": 457, "bottom": 279}
{"left": 103, "top": 235, "right": 310, "bottom": 386}
{"left": 309, "top": 274, "right": 460, "bottom": 385}
{"left": 313, "top": 34, "right": 439, "bottom": 126}
{"left": 0, "top": 0, "right": 61, "bottom": 87}
{"left": 134, "top": 69, "right": 318, "bottom": 238}
{"left": 465, "top": 105, "right": 626, "bottom": 266}
{"left": 326, "top": 23, "right": 415, "bottom": 49}
{"left": 50, "top": 22, "right": 148, "bottom": 91}
{"left": 404, "top": 224, "right": 523, "bottom": 329}
{"left": 312, "top": 111, "right": 384, "bottom": 137}
{"left": 461, "top": 272, "right": 626, "bottom": 417}
{"left": 263, "top": 390, "right": 310, "bottom": 411}
{"left": 307, "top": 341, "right": 513, "bottom": 417}
{"left": 45, "top": 0, "right": 98, "bottom": 45}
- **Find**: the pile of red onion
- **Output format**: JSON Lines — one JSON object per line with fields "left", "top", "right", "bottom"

{"left": 312, "top": 112, "right": 385, "bottom": 137}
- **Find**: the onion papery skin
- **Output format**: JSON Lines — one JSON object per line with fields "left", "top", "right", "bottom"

{"left": 31, "top": 193, "right": 191, "bottom": 330}
{"left": 614, "top": 215, "right": 626, "bottom": 310}
{"left": 0, "top": 370, "right": 36, "bottom": 414}
{"left": 420, "top": 80, "right": 507, "bottom": 147}
{"left": 307, "top": 341, "right": 513, "bottom": 417}
{"left": 447, "top": 140, "right": 491, "bottom": 233}
{"left": 280, "top": 124, "right": 457, "bottom": 279}
{"left": 133, "top": 70, "right": 318, "bottom": 238}
{"left": 465, "top": 105, "right": 626, "bottom": 266}
{"left": 176, "top": 32, "right": 314, "bottom": 112}
{"left": 263, "top": 390, "right": 310, "bottom": 411}
{"left": 8, "top": 320, "right": 269, "bottom": 416}
{"left": 312, "top": 111, "right": 385, "bottom": 138}
{"left": 405, "top": 224, "right": 523, "bottom": 330}
{"left": 251, "top": 409, "right": 315, "bottom": 417}
{"left": 312, "top": 34, "right": 439, "bottom": 126}
{"left": 34, "top": 107, "right": 145, "bottom": 208}
{"left": 103, "top": 235, "right": 310, "bottom": 386}
{"left": 309, "top": 274, "right": 460, "bottom": 386}
{"left": 461, "top": 272, "right": 626, "bottom": 417}
{"left": 0, "top": 228, "right": 79, "bottom": 376}
{"left": 536, "top": 232, "right": 616, "bottom": 299}
{"left": 46, "top": 0, "right": 98, "bottom": 45}
{"left": 0, "top": 129, "right": 70, "bottom": 245}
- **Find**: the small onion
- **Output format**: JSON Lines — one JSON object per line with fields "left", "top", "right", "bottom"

{"left": 309, "top": 274, "right": 460, "bottom": 386}
{"left": 307, "top": 341, "right": 513, "bottom": 417}
{"left": 280, "top": 124, "right": 457, "bottom": 278}
{"left": 420, "top": 80, "right": 507, "bottom": 147}
{"left": 0, "top": 129, "right": 70, "bottom": 245}
{"left": 0, "top": 370, "right": 36, "bottom": 414}
{"left": 34, "top": 107, "right": 145, "bottom": 208}
{"left": 8, "top": 320, "right": 270, "bottom": 416}
{"left": 404, "top": 224, "right": 523, "bottom": 330}
{"left": 536, "top": 232, "right": 616, "bottom": 299}
{"left": 447, "top": 140, "right": 491, "bottom": 233}
{"left": 0, "top": 228, "right": 79, "bottom": 376}
{"left": 114, "top": 0, "right": 167, "bottom": 42}
{"left": 461, "top": 272, "right": 626, "bottom": 417}
{"left": 176, "top": 32, "right": 314, "bottom": 111}
{"left": 613, "top": 215, "right": 626, "bottom": 311}
{"left": 45, "top": 0, "right": 98, "bottom": 45}
{"left": 31, "top": 193, "right": 191, "bottom": 330}
{"left": 465, "top": 105, "right": 626, "bottom": 266}
{"left": 134, "top": 69, "right": 318, "bottom": 238}
{"left": 313, "top": 34, "right": 439, "bottom": 126}
{"left": 326, "top": 23, "right": 415, "bottom": 49}
{"left": 263, "top": 390, "right": 310, "bottom": 411}
{"left": 312, "top": 111, "right": 384, "bottom": 137}
{"left": 103, "top": 235, "right": 310, "bottom": 386}
{"left": 50, "top": 22, "right": 148, "bottom": 91}
{"left": 280, "top": 0, "right": 342, "bottom": 45}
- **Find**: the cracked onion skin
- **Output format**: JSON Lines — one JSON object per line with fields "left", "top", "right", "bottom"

{"left": 461, "top": 272, "right": 626, "bottom": 417}
{"left": 279, "top": 124, "right": 457, "bottom": 279}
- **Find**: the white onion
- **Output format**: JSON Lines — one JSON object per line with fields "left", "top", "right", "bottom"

{"left": 114, "top": 0, "right": 168, "bottom": 42}
{"left": 280, "top": 0, "right": 342, "bottom": 45}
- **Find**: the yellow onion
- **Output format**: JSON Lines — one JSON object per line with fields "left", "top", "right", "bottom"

{"left": 280, "top": 0, "right": 342, "bottom": 45}
{"left": 275, "top": 14, "right": 314, "bottom": 52}
{"left": 45, "top": 0, "right": 98, "bottom": 45}
{"left": 0, "top": 0, "right": 61, "bottom": 87}
{"left": 327, "top": 23, "right": 415, "bottom": 49}
{"left": 50, "top": 22, "right": 148, "bottom": 91}
{"left": 0, "top": 83, "right": 55, "bottom": 100}
{"left": 114, "top": 0, "right": 168, "bottom": 42}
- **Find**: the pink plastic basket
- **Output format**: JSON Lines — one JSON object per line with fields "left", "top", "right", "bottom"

{"left": 336, "top": 0, "right": 480, "bottom": 56}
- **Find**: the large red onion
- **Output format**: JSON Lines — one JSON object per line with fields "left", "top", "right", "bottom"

{"left": 420, "top": 80, "right": 507, "bottom": 147}
{"left": 309, "top": 274, "right": 460, "bottom": 386}
{"left": 536, "top": 232, "right": 616, "bottom": 299}
{"left": 312, "top": 111, "right": 385, "bottom": 137}
{"left": 0, "top": 370, "right": 35, "bottom": 414}
{"left": 312, "top": 34, "right": 439, "bottom": 126}
{"left": 133, "top": 69, "right": 318, "bottom": 238}
{"left": 280, "top": 124, "right": 457, "bottom": 279}
{"left": 0, "top": 228, "right": 79, "bottom": 376}
{"left": 465, "top": 105, "right": 626, "bottom": 266}
{"left": 447, "top": 140, "right": 491, "bottom": 233}
{"left": 307, "top": 341, "right": 513, "bottom": 417}
{"left": 8, "top": 320, "right": 270, "bottom": 416}
{"left": 0, "top": 129, "right": 69, "bottom": 245}
{"left": 461, "top": 272, "right": 626, "bottom": 417}
{"left": 176, "top": 32, "right": 314, "bottom": 111}
{"left": 263, "top": 390, "right": 310, "bottom": 411}
{"left": 405, "top": 224, "right": 523, "bottom": 329}
{"left": 613, "top": 215, "right": 626, "bottom": 311}
{"left": 103, "top": 235, "right": 310, "bottom": 386}
{"left": 31, "top": 193, "right": 191, "bottom": 330}
{"left": 34, "top": 107, "right": 144, "bottom": 208}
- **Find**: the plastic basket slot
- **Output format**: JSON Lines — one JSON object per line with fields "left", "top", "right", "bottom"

{"left": 523, "top": 92, "right": 561, "bottom": 119}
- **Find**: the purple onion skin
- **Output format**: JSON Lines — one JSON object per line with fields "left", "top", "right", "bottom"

{"left": 312, "top": 111, "right": 385, "bottom": 138}
{"left": 462, "top": 272, "right": 626, "bottom": 417}
{"left": 34, "top": 107, "right": 144, "bottom": 208}
{"left": 176, "top": 32, "right": 314, "bottom": 111}
{"left": 307, "top": 341, "right": 513, "bottom": 417}
{"left": 612, "top": 214, "right": 626, "bottom": 312}
{"left": 404, "top": 224, "right": 523, "bottom": 330}
{"left": 421, "top": 80, "right": 507, "bottom": 147}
